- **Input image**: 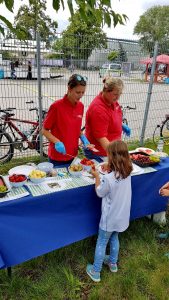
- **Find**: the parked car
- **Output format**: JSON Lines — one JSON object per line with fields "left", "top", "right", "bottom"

{"left": 99, "top": 63, "right": 122, "bottom": 78}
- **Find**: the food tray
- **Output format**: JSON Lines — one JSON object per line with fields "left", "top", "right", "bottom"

{"left": 131, "top": 159, "right": 159, "bottom": 168}
{"left": 130, "top": 152, "right": 160, "bottom": 168}
{"left": 0, "top": 175, "right": 11, "bottom": 197}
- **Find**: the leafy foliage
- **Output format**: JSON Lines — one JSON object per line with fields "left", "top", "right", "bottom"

{"left": 13, "top": 0, "right": 58, "bottom": 44}
{"left": 134, "top": 5, "right": 169, "bottom": 54}
{"left": 108, "top": 50, "right": 119, "bottom": 61}
{"left": 52, "top": 0, "right": 128, "bottom": 28}
{"left": 0, "top": 0, "right": 128, "bottom": 37}
{"left": 52, "top": 11, "right": 107, "bottom": 65}
{"left": 0, "top": 0, "right": 14, "bottom": 35}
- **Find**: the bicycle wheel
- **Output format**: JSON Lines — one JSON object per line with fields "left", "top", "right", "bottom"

{"left": 35, "top": 134, "right": 49, "bottom": 157}
{"left": 161, "top": 118, "right": 169, "bottom": 146}
{"left": 0, "top": 131, "right": 14, "bottom": 163}
{"left": 122, "top": 118, "right": 128, "bottom": 125}
{"left": 153, "top": 124, "right": 161, "bottom": 146}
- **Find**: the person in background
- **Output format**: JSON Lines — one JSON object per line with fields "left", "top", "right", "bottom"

{"left": 158, "top": 182, "right": 169, "bottom": 258}
{"left": 27, "top": 60, "right": 32, "bottom": 80}
{"left": 42, "top": 74, "right": 89, "bottom": 166}
{"left": 10, "top": 61, "right": 16, "bottom": 79}
{"left": 86, "top": 140, "right": 132, "bottom": 282}
{"left": 85, "top": 76, "right": 131, "bottom": 162}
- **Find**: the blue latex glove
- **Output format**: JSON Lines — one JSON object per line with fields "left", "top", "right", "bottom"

{"left": 122, "top": 124, "right": 131, "bottom": 137}
{"left": 54, "top": 141, "right": 66, "bottom": 154}
{"left": 80, "top": 134, "right": 90, "bottom": 147}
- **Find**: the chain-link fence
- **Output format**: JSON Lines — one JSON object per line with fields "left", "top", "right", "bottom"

{"left": 0, "top": 30, "right": 169, "bottom": 164}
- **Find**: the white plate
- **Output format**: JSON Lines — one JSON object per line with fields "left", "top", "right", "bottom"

{"left": 8, "top": 165, "right": 36, "bottom": 176}
{"left": 135, "top": 147, "right": 155, "bottom": 155}
{"left": 97, "top": 163, "right": 144, "bottom": 176}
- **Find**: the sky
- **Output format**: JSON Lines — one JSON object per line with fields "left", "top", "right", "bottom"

{"left": 0, "top": 0, "right": 169, "bottom": 40}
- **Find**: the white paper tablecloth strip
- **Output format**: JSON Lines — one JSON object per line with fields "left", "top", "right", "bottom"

{"left": 26, "top": 175, "right": 94, "bottom": 197}
{"left": 0, "top": 187, "right": 29, "bottom": 202}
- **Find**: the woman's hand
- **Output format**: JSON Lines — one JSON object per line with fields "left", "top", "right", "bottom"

{"left": 55, "top": 142, "right": 66, "bottom": 154}
{"left": 80, "top": 134, "right": 90, "bottom": 147}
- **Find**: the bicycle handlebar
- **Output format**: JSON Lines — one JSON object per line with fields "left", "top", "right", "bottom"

{"left": 29, "top": 108, "right": 38, "bottom": 112}
{"left": 29, "top": 108, "right": 47, "bottom": 114}
{"left": 0, "top": 107, "right": 16, "bottom": 113}
{"left": 26, "top": 101, "right": 34, "bottom": 104}
{"left": 121, "top": 104, "right": 136, "bottom": 110}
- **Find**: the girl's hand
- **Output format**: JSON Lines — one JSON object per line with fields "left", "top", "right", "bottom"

{"left": 91, "top": 167, "right": 99, "bottom": 178}
{"left": 101, "top": 162, "right": 109, "bottom": 172}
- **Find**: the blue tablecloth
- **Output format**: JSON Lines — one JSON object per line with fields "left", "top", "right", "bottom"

{"left": 0, "top": 159, "right": 169, "bottom": 269}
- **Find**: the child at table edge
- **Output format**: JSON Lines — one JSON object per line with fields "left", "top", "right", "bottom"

{"left": 158, "top": 182, "right": 169, "bottom": 255}
{"left": 86, "top": 140, "right": 133, "bottom": 282}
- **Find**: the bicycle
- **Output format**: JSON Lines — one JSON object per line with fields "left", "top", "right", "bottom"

{"left": 121, "top": 104, "right": 136, "bottom": 125}
{"left": 153, "top": 114, "right": 169, "bottom": 146}
{"left": 0, "top": 102, "right": 49, "bottom": 163}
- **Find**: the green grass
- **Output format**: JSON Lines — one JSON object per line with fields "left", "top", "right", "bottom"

{"left": 0, "top": 141, "right": 169, "bottom": 299}
{"left": 0, "top": 219, "right": 168, "bottom": 299}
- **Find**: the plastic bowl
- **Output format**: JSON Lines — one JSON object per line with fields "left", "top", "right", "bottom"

{"left": 37, "top": 162, "right": 54, "bottom": 173}
{"left": 68, "top": 165, "right": 83, "bottom": 177}
{"left": 80, "top": 163, "right": 91, "bottom": 172}
{"left": 9, "top": 174, "right": 27, "bottom": 188}
{"left": 80, "top": 158, "right": 95, "bottom": 172}
{"left": 29, "top": 175, "right": 46, "bottom": 184}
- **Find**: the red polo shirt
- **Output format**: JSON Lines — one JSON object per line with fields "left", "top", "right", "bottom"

{"left": 85, "top": 92, "right": 122, "bottom": 156}
{"left": 43, "top": 95, "right": 84, "bottom": 161}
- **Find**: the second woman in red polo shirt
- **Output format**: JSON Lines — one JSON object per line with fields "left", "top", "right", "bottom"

{"left": 85, "top": 77, "right": 127, "bottom": 160}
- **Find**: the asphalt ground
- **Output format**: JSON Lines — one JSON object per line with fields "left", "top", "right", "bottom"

{"left": 0, "top": 69, "right": 168, "bottom": 160}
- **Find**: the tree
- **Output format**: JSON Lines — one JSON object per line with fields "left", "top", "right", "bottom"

{"left": 14, "top": 0, "right": 58, "bottom": 43}
{"left": 0, "top": 0, "right": 128, "bottom": 36}
{"left": 134, "top": 5, "right": 169, "bottom": 54}
{"left": 108, "top": 50, "right": 119, "bottom": 61}
{"left": 55, "top": 11, "right": 107, "bottom": 66}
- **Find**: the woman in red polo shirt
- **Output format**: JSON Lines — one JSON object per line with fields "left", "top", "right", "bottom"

{"left": 85, "top": 76, "right": 130, "bottom": 161}
{"left": 42, "top": 74, "right": 89, "bottom": 166}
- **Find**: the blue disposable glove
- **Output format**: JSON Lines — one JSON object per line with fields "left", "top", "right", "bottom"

{"left": 80, "top": 134, "right": 90, "bottom": 147}
{"left": 122, "top": 124, "right": 131, "bottom": 137}
{"left": 54, "top": 141, "right": 66, "bottom": 154}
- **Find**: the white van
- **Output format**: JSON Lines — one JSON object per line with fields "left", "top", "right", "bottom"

{"left": 99, "top": 63, "right": 122, "bottom": 78}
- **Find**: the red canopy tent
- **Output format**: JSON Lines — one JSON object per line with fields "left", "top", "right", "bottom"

{"left": 140, "top": 54, "right": 169, "bottom": 82}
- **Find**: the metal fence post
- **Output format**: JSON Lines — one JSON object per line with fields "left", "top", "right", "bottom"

{"left": 36, "top": 31, "right": 43, "bottom": 160}
{"left": 139, "top": 41, "right": 159, "bottom": 145}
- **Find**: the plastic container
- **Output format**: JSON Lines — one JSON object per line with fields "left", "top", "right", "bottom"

{"left": 68, "top": 165, "right": 83, "bottom": 177}
{"left": 29, "top": 176, "right": 46, "bottom": 184}
{"left": 37, "top": 162, "right": 54, "bottom": 173}
{"left": 29, "top": 170, "right": 46, "bottom": 184}
{"left": 0, "top": 175, "right": 11, "bottom": 197}
{"left": 157, "top": 137, "right": 164, "bottom": 152}
{"left": 130, "top": 152, "right": 160, "bottom": 167}
{"left": 0, "top": 69, "right": 4, "bottom": 79}
{"left": 9, "top": 174, "right": 27, "bottom": 188}
{"left": 80, "top": 158, "right": 95, "bottom": 172}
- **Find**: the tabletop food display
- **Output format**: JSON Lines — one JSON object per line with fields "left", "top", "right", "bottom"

{"left": 0, "top": 147, "right": 169, "bottom": 271}
{"left": 0, "top": 147, "right": 168, "bottom": 201}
